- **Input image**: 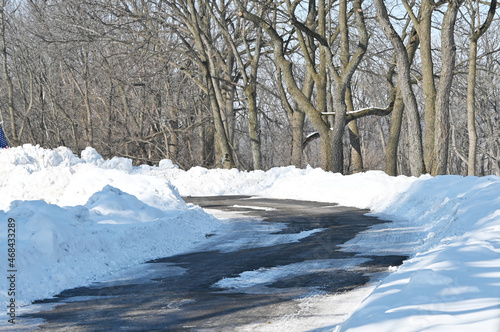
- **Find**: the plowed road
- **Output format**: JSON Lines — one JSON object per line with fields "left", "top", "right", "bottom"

{"left": 20, "top": 196, "right": 406, "bottom": 331}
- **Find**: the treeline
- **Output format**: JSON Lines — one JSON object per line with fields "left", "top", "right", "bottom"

{"left": 0, "top": 0, "right": 499, "bottom": 175}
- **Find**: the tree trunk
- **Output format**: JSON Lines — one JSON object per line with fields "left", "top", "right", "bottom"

{"left": 385, "top": 92, "right": 405, "bottom": 176}
{"left": 467, "top": 39, "right": 478, "bottom": 176}
{"left": 331, "top": 87, "right": 347, "bottom": 173}
{"left": 246, "top": 83, "right": 261, "bottom": 170}
{"left": 347, "top": 118, "right": 363, "bottom": 173}
{"left": 222, "top": 55, "right": 236, "bottom": 147}
{"left": 466, "top": 0, "right": 497, "bottom": 175}
{"left": 317, "top": 0, "right": 327, "bottom": 117}
{"left": 340, "top": 0, "right": 362, "bottom": 173}
{"left": 0, "top": 0, "right": 18, "bottom": 145}
{"left": 431, "top": 0, "right": 462, "bottom": 175}
{"left": 83, "top": 72, "right": 94, "bottom": 147}
{"left": 402, "top": 0, "right": 436, "bottom": 170}
{"left": 419, "top": 1, "right": 437, "bottom": 171}
{"left": 320, "top": 131, "right": 334, "bottom": 172}
{"left": 187, "top": 0, "right": 234, "bottom": 169}
{"left": 375, "top": 0, "right": 425, "bottom": 176}
{"left": 206, "top": 68, "right": 235, "bottom": 169}
{"left": 246, "top": 22, "right": 263, "bottom": 171}
{"left": 288, "top": 68, "right": 313, "bottom": 168}
{"left": 291, "top": 110, "right": 305, "bottom": 167}
{"left": 168, "top": 106, "right": 178, "bottom": 161}
{"left": 385, "top": 28, "right": 419, "bottom": 176}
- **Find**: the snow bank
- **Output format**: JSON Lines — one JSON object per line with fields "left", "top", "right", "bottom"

{"left": 157, "top": 165, "right": 421, "bottom": 211}
{"left": 0, "top": 145, "right": 219, "bottom": 306}
{"left": 338, "top": 175, "right": 500, "bottom": 331}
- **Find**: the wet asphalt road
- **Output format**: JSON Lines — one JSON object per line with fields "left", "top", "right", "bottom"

{"left": 21, "top": 196, "right": 406, "bottom": 331}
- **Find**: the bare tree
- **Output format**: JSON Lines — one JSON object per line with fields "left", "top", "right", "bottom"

{"left": 206, "top": 0, "right": 265, "bottom": 170}
{"left": 236, "top": 0, "right": 369, "bottom": 173}
{"left": 432, "top": 0, "right": 464, "bottom": 175}
{"left": 374, "top": 0, "right": 426, "bottom": 176}
{"left": 465, "top": 0, "right": 497, "bottom": 175}
{"left": 2, "top": 0, "right": 499, "bottom": 177}
{"left": 401, "top": 0, "right": 465, "bottom": 175}
{"left": 0, "top": 0, "right": 18, "bottom": 145}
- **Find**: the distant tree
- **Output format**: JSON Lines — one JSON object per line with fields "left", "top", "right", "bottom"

{"left": 400, "top": 0, "right": 465, "bottom": 175}
{"left": 237, "top": 0, "right": 369, "bottom": 173}
{"left": 205, "top": 0, "right": 265, "bottom": 170}
{"left": 0, "top": 0, "right": 18, "bottom": 145}
{"left": 465, "top": 0, "right": 497, "bottom": 175}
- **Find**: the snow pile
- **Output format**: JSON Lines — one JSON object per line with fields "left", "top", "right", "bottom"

{"left": 158, "top": 165, "right": 420, "bottom": 211}
{"left": 338, "top": 176, "right": 500, "bottom": 331}
{"left": 0, "top": 145, "right": 219, "bottom": 306}
{"left": 0, "top": 145, "right": 186, "bottom": 211}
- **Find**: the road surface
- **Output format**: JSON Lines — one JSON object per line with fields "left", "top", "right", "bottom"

{"left": 19, "top": 196, "right": 406, "bottom": 331}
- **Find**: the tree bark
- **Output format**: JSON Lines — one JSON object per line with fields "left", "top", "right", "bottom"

{"left": 291, "top": 110, "right": 305, "bottom": 166}
{"left": 402, "top": 0, "right": 436, "bottom": 170}
{"left": 245, "top": 13, "right": 263, "bottom": 170}
{"left": 420, "top": 2, "right": 437, "bottom": 171}
{"left": 340, "top": 0, "right": 362, "bottom": 173}
{"left": 276, "top": 66, "right": 309, "bottom": 168}
{"left": 431, "top": 0, "right": 462, "bottom": 175}
{"left": 419, "top": 1, "right": 437, "bottom": 170}
{"left": 82, "top": 50, "right": 94, "bottom": 147}
{"left": 0, "top": 0, "right": 18, "bottom": 145}
{"left": 375, "top": 0, "right": 425, "bottom": 176}
{"left": 347, "top": 112, "right": 363, "bottom": 172}
{"left": 467, "top": 38, "right": 479, "bottom": 176}
{"left": 206, "top": 66, "right": 235, "bottom": 169}
{"left": 385, "top": 91, "right": 405, "bottom": 176}
{"left": 246, "top": 81, "right": 261, "bottom": 170}
{"left": 187, "top": 0, "right": 235, "bottom": 169}
{"left": 385, "top": 27, "right": 419, "bottom": 176}
{"left": 221, "top": 55, "right": 236, "bottom": 147}
{"left": 466, "top": 0, "right": 497, "bottom": 176}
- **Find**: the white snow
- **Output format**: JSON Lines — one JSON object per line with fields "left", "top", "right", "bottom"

{"left": 193, "top": 208, "right": 326, "bottom": 253}
{"left": 213, "top": 258, "right": 370, "bottom": 291}
{"left": 0, "top": 145, "right": 219, "bottom": 309}
{"left": 231, "top": 204, "right": 277, "bottom": 211}
{"left": 1, "top": 144, "right": 500, "bottom": 331}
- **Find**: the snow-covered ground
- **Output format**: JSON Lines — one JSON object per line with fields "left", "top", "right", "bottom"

{"left": 1, "top": 145, "right": 500, "bottom": 331}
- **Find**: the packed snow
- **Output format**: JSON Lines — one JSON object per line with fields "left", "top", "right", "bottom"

{"left": 1, "top": 144, "right": 500, "bottom": 331}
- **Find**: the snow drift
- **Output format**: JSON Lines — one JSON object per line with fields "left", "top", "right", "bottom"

{"left": 0, "top": 145, "right": 219, "bottom": 306}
